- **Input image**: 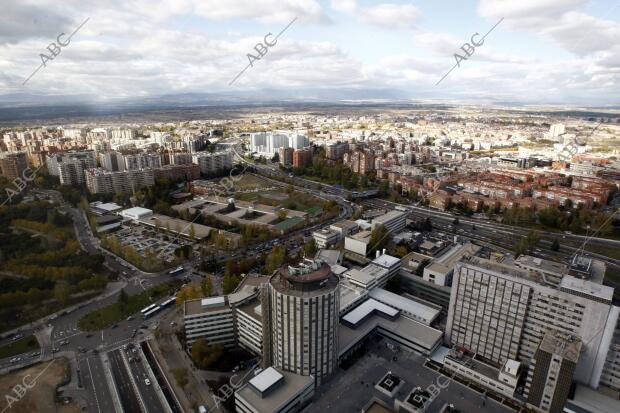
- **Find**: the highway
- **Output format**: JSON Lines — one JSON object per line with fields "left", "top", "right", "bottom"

{"left": 125, "top": 344, "right": 166, "bottom": 413}
{"left": 79, "top": 355, "right": 117, "bottom": 413}
{"left": 108, "top": 348, "right": 143, "bottom": 413}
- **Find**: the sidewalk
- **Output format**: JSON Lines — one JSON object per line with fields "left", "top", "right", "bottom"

{"left": 150, "top": 310, "right": 223, "bottom": 413}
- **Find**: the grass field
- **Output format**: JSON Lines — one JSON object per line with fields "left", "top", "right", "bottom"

{"left": 235, "top": 189, "right": 324, "bottom": 212}
{"left": 0, "top": 335, "right": 39, "bottom": 359}
{"left": 77, "top": 280, "right": 181, "bottom": 331}
{"left": 233, "top": 174, "right": 273, "bottom": 191}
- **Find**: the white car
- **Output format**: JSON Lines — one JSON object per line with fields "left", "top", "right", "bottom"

{"left": 144, "top": 378, "right": 151, "bottom": 386}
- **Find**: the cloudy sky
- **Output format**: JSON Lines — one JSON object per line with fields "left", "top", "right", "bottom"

{"left": 1, "top": 0, "right": 619, "bottom": 105}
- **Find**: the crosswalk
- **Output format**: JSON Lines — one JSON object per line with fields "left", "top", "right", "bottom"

{"left": 53, "top": 325, "right": 79, "bottom": 340}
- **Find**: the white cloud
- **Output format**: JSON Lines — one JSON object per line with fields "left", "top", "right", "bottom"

{"left": 330, "top": 1, "right": 421, "bottom": 30}
{"left": 0, "top": 0, "right": 617, "bottom": 105}
{"left": 359, "top": 3, "right": 421, "bottom": 29}
{"left": 330, "top": 0, "right": 357, "bottom": 14}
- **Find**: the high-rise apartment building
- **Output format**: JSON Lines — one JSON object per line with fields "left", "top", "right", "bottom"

{"left": 85, "top": 168, "right": 154, "bottom": 194}
{"left": 292, "top": 148, "right": 312, "bottom": 168}
{"left": 250, "top": 131, "right": 308, "bottom": 155}
{"left": 192, "top": 151, "right": 233, "bottom": 175}
{"left": 100, "top": 151, "right": 125, "bottom": 172}
{"left": 446, "top": 257, "right": 619, "bottom": 402}
{"left": 123, "top": 153, "right": 162, "bottom": 170}
{"left": 154, "top": 164, "right": 200, "bottom": 181}
{"left": 325, "top": 142, "right": 347, "bottom": 160}
{"left": 46, "top": 150, "right": 96, "bottom": 177}
{"left": 345, "top": 149, "right": 375, "bottom": 174}
{"left": 0, "top": 152, "right": 28, "bottom": 181}
{"left": 266, "top": 259, "right": 340, "bottom": 385}
{"left": 58, "top": 160, "right": 90, "bottom": 186}
{"left": 170, "top": 152, "right": 193, "bottom": 165}
{"left": 110, "top": 128, "right": 136, "bottom": 140}
{"left": 279, "top": 147, "right": 294, "bottom": 167}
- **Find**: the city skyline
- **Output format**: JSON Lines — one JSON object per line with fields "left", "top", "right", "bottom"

{"left": 1, "top": 0, "right": 620, "bottom": 106}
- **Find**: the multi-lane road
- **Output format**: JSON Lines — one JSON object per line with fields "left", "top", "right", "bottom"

{"left": 79, "top": 354, "right": 117, "bottom": 413}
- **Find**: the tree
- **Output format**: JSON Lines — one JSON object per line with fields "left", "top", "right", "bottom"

{"left": 176, "top": 285, "right": 201, "bottom": 305}
{"left": 191, "top": 338, "right": 224, "bottom": 369}
{"left": 276, "top": 209, "right": 288, "bottom": 221}
{"left": 266, "top": 245, "right": 286, "bottom": 274}
{"left": 304, "top": 239, "right": 317, "bottom": 257}
{"left": 551, "top": 238, "right": 560, "bottom": 251}
{"left": 53, "top": 283, "right": 71, "bottom": 305}
{"left": 378, "top": 180, "right": 390, "bottom": 197}
{"left": 222, "top": 274, "right": 241, "bottom": 294}
{"left": 369, "top": 224, "right": 389, "bottom": 256}
{"left": 395, "top": 245, "right": 409, "bottom": 258}
{"left": 201, "top": 277, "right": 213, "bottom": 297}
{"left": 452, "top": 217, "right": 460, "bottom": 226}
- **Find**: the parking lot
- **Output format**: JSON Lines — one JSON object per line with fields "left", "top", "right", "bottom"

{"left": 114, "top": 225, "right": 192, "bottom": 264}
{"left": 313, "top": 336, "right": 514, "bottom": 413}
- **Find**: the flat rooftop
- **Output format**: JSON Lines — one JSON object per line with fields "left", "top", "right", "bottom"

{"left": 342, "top": 298, "right": 399, "bottom": 326}
{"left": 539, "top": 329, "right": 582, "bottom": 363}
{"left": 249, "top": 367, "right": 283, "bottom": 393}
{"left": 339, "top": 279, "right": 368, "bottom": 313}
{"left": 331, "top": 220, "right": 358, "bottom": 231}
{"left": 560, "top": 275, "right": 614, "bottom": 302}
{"left": 235, "top": 369, "right": 313, "bottom": 413}
{"left": 122, "top": 206, "right": 152, "bottom": 217}
{"left": 446, "top": 350, "right": 501, "bottom": 381}
{"left": 91, "top": 202, "right": 122, "bottom": 212}
{"left": 344, "top": 264, "right": 388, "bottom": 287}
{"left": 237, "top": 300, "right": 263, "bottom": 322}
{"left": 369, "top": 288, "right": 440, "bottom": 324}
{"left": 350, "top": 230, "right": 372, "bottom": 242}
{"left": 137, "top": 213, "right": 213, "bottom": 239}
{"left": 184, "top": 296, "right": 229, "bottom": 316}
{"left": 372, "top": 254, "right": 401, "bottom": 269}
{"left": 228, "top": 274, "right": 269, "bottom": 305}
{"left": 372, "top": 210, "right": 406, "bottom": 224}
{"left": 515, "top": 255, "right": 568, "bottom": 276}
{"left": 339, "top": 307, "right": 443, "bottom": 357}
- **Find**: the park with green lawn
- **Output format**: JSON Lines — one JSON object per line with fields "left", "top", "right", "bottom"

{"left": 0, "top": 335, "right": 40, "bottom": 359}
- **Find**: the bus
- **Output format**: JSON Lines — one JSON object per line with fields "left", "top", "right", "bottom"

{"left": 140, "top": 303, "right": 157, "bottom": 315}
{"left": 159, "top": 297, "right": 175, "bottom": 309}
{"left": 143, "top": 307, "right": 161, "bottom": 319}
{"left": 169, "top": 266, "right": 184, "bottom": 276}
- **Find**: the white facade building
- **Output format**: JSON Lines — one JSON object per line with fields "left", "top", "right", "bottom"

{"left": 123, "top": 153, "right": 162, "bottom": 170}
{"left": 250, "top": 131, "right": 308, "bottom": 155}
{"left": 85, "top": 168, "right": 154, "bottom": 194}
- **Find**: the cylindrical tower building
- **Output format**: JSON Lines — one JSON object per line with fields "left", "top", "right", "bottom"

{"left": 268, "top": 258, "right": 340, "bottom": 385}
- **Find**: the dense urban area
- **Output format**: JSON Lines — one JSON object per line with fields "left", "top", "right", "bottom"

{"left": 0, "top": 106, "right": 619, "bottom": 413}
